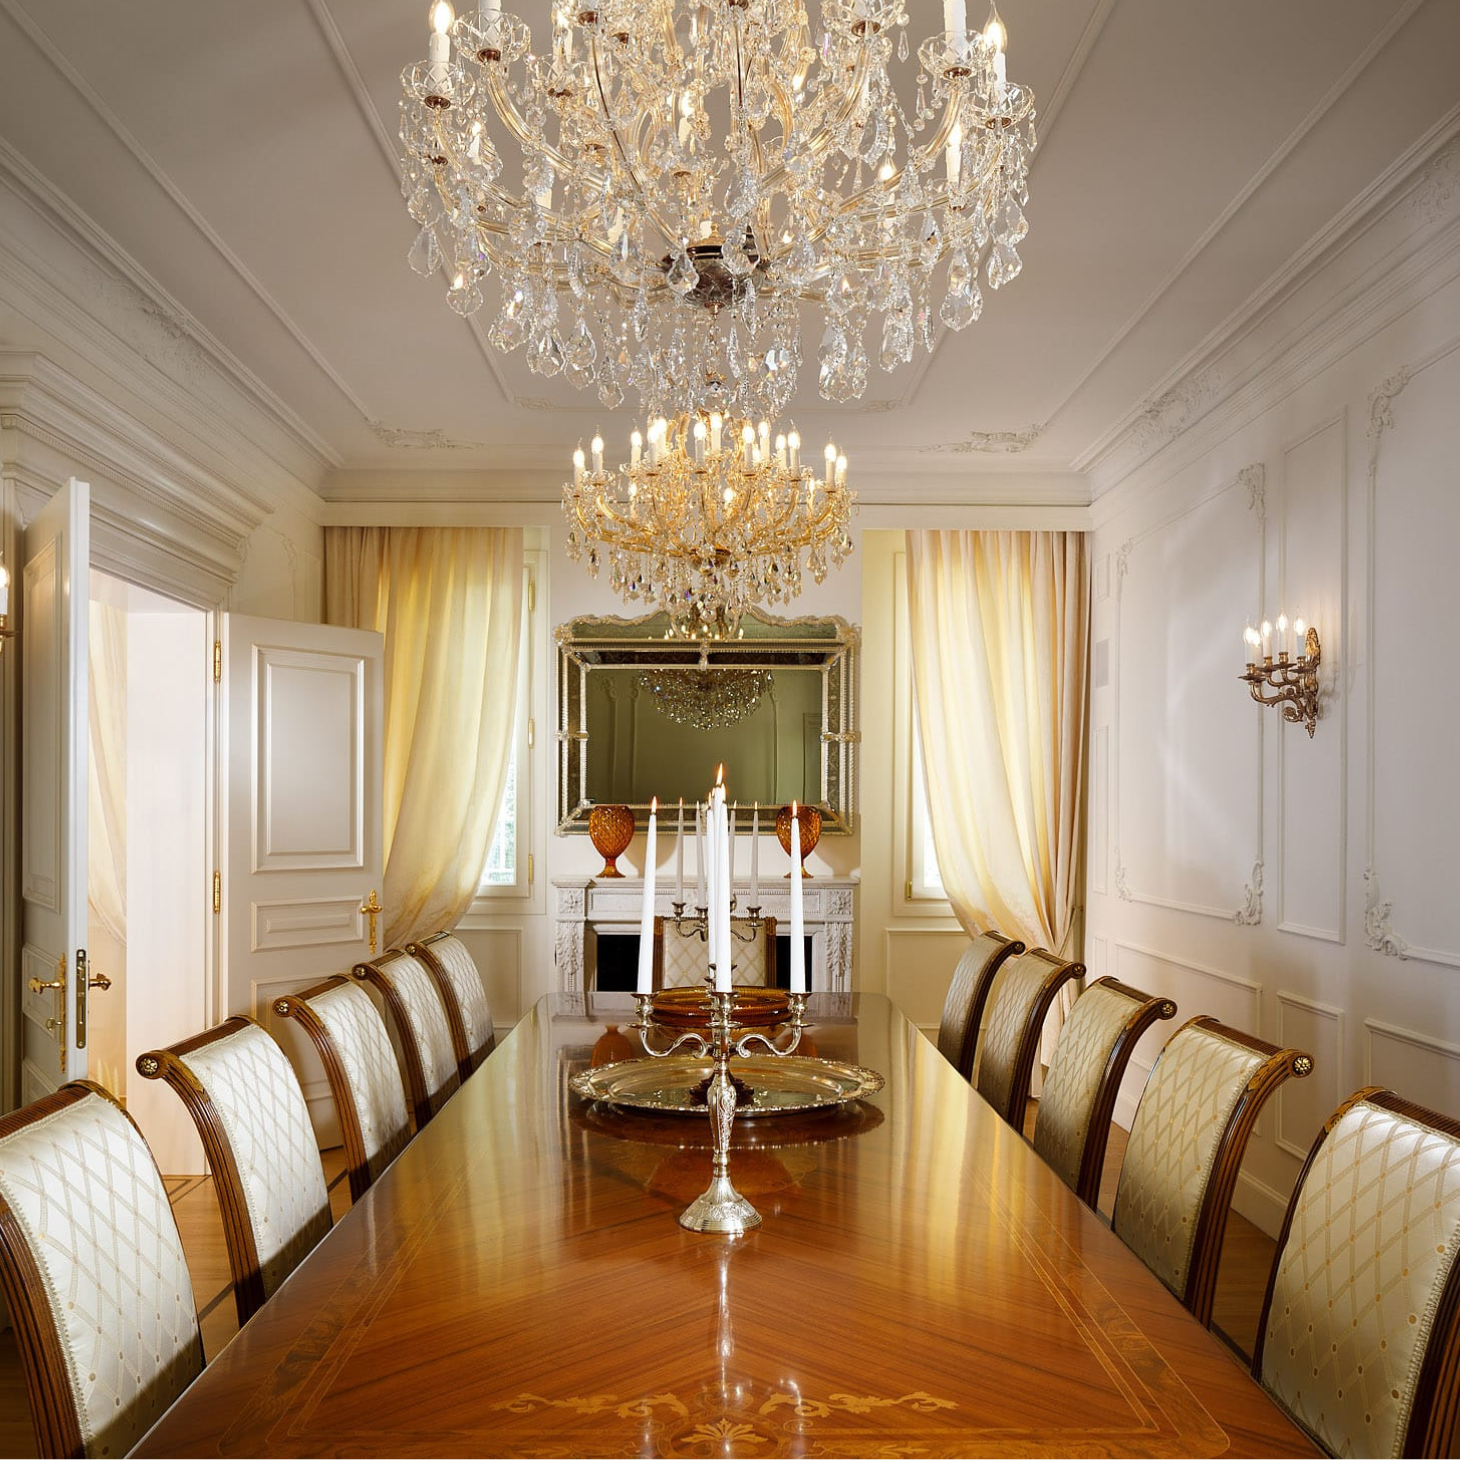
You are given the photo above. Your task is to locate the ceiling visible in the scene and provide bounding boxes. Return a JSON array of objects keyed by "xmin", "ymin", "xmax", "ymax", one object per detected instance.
[{"xmin": 0, "ymin": 0, "xmax": 1456, "ymax": 500}]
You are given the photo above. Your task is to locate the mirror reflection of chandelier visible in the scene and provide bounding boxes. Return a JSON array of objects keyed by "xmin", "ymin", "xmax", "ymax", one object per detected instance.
[
  {"xmin": 563, "ymin": 411, "xmax": 853, "ymax": 640},
  {"xmin": 638, "ymin": 654, "xmax": 774, "ymax": 731},
  {"xmin": 399, "ymin": 0, "xmax": 1035, "ymax": 416}
]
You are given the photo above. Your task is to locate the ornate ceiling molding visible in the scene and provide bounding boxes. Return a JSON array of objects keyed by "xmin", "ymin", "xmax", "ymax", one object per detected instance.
[{"xmin": 918, "ymin": 423, "xmax": 1045, "ymax": 455}]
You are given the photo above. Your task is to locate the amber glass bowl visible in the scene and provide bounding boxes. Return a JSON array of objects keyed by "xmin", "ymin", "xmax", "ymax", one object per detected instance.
[
  {"xmin": 774, "ymin": 803, "xmax": 822, "ymax": 874},
  {"xmin": 587, "ymin": 803, "xmax": 635, "ymax": 878},
  {"xmin": 650, "ymin": 987, "xmax": 792, "ymax": 1030}
]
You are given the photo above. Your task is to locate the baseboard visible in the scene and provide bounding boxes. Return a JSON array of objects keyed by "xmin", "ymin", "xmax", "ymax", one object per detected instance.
[{"xmin": 1233, "ymin": 1168, "xmax": 1290, "ymax": 1241}]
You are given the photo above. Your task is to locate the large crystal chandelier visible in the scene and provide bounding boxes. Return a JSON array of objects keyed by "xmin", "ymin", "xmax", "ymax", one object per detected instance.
[
  {"xmin": 639, "ymin": 656, "xmax": 773, "ymax": 730},
  {"xmin": 563, "ymin": 411, "xmax": 852, "ymax": 638},
  {"xmin": 400, "ymin": 0, "xmax": 1035, "ymax": 416}
]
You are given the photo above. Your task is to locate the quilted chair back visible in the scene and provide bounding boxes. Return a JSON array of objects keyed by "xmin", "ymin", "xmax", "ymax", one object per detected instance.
[
  {"xmin": 1032, "ymin": 978, "xmax": 1177, "ymax": 1207},
  {"xmin": 653, "ymin": 917, "xmax": 778, "ymax": 989},
  {"xmin": 935, "ymin": 930, "xmax": 1025, "ymax": 1082},
  {"xmin": 1113, "ymin": 1016, "xmax": 1312, "ymax": 1327},
  {"xmin": 274, "ymin": 976, "xmax": 410, "ymax": 1203},
  {"xmin": 409, "ymin": 931, "xmax": 496, "ymax": 1080},
  {"xmin": 353, "ymin": 951, "xmax": 461, "ymax": 1130},
  {"xmin": 974, "ymin": 949, "xmax": 1084, "ymax": 1126},
  {"xmin": 0, "ymin": 1082, "xmax": 202, "ymax": 1458},
  {"xmin": 1254, "ymin": 1089, "xmax": 1460, "ymax": 1459},
  {"xmin": 136, "ymin": 1016, "xmax": 332, "ymax": 1325}
]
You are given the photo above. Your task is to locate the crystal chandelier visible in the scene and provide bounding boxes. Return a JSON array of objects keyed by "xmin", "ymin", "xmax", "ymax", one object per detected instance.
[
  {"xmin": 400, "ymin": 0, "xmax": 1035, "ymax": 416},
  {"xmin": 563, "ymin": 411, "xmax": 852, "ymax": 638},
  {"xmin": 639, "ymin": 655, "xmax": 773, "ymax": 730}
]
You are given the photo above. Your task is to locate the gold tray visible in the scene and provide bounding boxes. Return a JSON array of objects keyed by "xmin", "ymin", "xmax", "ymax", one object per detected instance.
[{"xmin": 569, "ymin": 1055, "xmax": 884, "ymax": 1117}]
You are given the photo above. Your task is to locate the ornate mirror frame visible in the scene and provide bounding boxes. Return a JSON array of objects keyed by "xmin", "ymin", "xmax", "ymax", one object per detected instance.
[{"xmin": 556, "ymin": 609, "xmax": 859, "ymax": 834}]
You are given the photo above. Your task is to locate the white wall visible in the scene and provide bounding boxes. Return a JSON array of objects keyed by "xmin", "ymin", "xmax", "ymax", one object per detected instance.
[{"xmin": 1086, "ymin": 135, "xmax": 1460, "ymax": 1235}]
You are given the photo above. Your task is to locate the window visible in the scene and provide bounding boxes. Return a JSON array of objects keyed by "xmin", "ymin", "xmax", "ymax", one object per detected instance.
[
  {"xmin": 477, "ymin": 563, "xmax": 534, "ymax": 899},
  {"xmin": 908, "ymin": 698, "xmax": 946, "ymax": 901}
]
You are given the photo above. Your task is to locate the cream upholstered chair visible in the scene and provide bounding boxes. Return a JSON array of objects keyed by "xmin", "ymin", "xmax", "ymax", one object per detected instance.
[
  {"xmin": 0, "ymin": 1081, "xmax": 203, "ymax": 1458},
  {"xmin": 974, "ymin": 948, "xmax": 1085, "ymax": 1126},
  {"xmin": 352, "ymin": 949, "xmax": 461, "ymax": 1130},
  {"xmin": 935, "ymin": 930, "xmax": 1025, "ymax": 1082},
  {"xmin": 273, "ymin": 976, "xmax": 411, "ymax": 1203},
  {"xmin": 1032, "ymin": 978, "xmax": 1176, "ymax": 1207},
  {"xmin": 653, "ymin": 915, "xmax": 778, "ymax": 988},
  {"xmin": 136, "ymin": 1015, "xmax": 332, "ymax": 1325},
  {"xmin": 1253, "ymin": 1088, "xmax": 1460, "ymax": 1459},
  {"xmin": 1112, "ymin": 1016, "xmax": 1312, "ymax": 1328},
  {"xmin": 408, "ymin": 930, "xmax": 497, "ymax": 1081}
]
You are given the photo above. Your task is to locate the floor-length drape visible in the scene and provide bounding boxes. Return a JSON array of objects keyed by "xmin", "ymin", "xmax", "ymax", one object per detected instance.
[
  {"xmin": 87, "ymin": 599, "xmax": 128, "ymax": 946},
  {"xmin": 325, "ymin": 526, "xmax": 523, "ymax": 947},
  {"xmin": 906, "ymin": 530, "xmax": 1088, "ymax": 981}
]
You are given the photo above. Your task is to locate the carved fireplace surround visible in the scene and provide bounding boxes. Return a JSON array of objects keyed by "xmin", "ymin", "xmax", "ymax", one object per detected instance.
[{"xmin": 552, "ymin": 875, "xmax": 858, "ymax": 996}]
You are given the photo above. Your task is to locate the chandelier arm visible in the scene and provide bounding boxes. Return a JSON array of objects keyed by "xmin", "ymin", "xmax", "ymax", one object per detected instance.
[{"xmin": 479, "ymin": 67, "xmax": 608, "ymax": 200}]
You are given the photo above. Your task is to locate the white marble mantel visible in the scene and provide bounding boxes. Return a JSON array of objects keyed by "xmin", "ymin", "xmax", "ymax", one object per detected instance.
[{"xmin": 552, "ymin": 875, "xmax": 858, "ymax": 994}]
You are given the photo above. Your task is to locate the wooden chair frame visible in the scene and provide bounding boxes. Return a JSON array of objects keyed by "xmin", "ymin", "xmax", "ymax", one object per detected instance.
[
  {"xmin": 981, "ymin": 949, "xmax": 1086, "ymax": 1127},
  {"xmin": 0, "ymin": 1081, "xmax": 203, "ymax": 1459},
  {"xmin": 1121, "ymin": 1015, "xmax": 1312, "ymax": 1328},
  {"xmin": 1252, "ymin": 1086, "xmax": 1460, "ymax": 1458},
  {"xmin": 352, "ymin": 950, "xmax": 461, "ymax": 1130},
  {"xmin": 936, "ymin": 930, "xmax": 1025, "ymax": 1082},
  {"xmin": 1040, "ymin": 977, "xmax": 1177, "ymax": 1208},
  {"xmin": 274, "ymin": 975, "xmax": 400, "ymax": 1203},
  {"xmin": 408, "ymin": 931, "xmax": 496, "ymax": 1082},
  {"xmin": 651, "ymin": 915, "xmax": 779, "ymax": 988},
  {"xmin": 136, "ymin": 1015, "xmax": 329, "ymax": 1327}
]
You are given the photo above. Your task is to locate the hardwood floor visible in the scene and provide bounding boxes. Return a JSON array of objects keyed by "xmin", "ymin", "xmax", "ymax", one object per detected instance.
[{"xmin": 0, "ymin": 1121, "xmax": 1280, "ymax": 1457}]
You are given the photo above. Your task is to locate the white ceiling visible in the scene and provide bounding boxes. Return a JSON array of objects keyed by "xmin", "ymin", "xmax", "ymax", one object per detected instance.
[{"xmin": 0, "ymin": 0, "xmax": 1456, "ymax": 499}]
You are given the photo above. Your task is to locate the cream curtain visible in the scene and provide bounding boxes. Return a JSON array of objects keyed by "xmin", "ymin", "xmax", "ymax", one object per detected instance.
[
  {"xmin": 325, "ymin": 527, "xmax": 524, "ymax": 947},
  {"xmin": 87, "ymin": 599, "xmax": 128, "ymax": 945},
  {"xmin": 906, "ymin": 529, "xmax": 1088, "ymax": 978}
]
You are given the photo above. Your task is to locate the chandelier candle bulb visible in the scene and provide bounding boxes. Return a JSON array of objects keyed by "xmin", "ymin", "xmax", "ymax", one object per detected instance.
[
  {"xmin": 710, "ymin": 413, "xmax": 723, "ymax": 455},
  {"xmin": 427, "ymin": 0, "xmax": 453, "ymax": 83},
  {"xmin": 1277, "ymin": 612, "xmax": 1289, "ymax": 657},
  {"xmin": 788, "ymin": 431, "xmax": 800, "ymax": 474},
  {"xmin": 573, "ymin": 447, "xmax": 585, "ymax": 486},
  {"xmin": 789, "ymin": 801, "xmax": 806, "ymax": 994},
  {"xmin": 631, "ymin": 430, "xmax": 642, "ymax": 467},
  {"xmin": 637, "ymin": 798, "xmax": 657, "ymax": 996},
  {"xmin": 591, "ymin": 434, "xmax": 604, "ymax": 474}
]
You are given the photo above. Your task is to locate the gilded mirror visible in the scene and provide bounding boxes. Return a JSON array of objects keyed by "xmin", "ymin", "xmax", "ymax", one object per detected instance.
[{"xmin": 556, "ymin": 610, "xmax": 859, "ymax": 833}]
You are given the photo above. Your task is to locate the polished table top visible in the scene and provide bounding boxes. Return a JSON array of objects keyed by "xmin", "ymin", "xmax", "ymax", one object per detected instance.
[{"xmin": 136, "ymin": 994, "xmax": 1315, "ymax": 1458}]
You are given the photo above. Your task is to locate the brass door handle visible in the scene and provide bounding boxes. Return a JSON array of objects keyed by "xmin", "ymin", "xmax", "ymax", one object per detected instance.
[
  {"xmin": 28, "ymin": 977, "xmax": 62, "ymax": 994},
  {"xmin": 88, "ymin": 971, "xmax": 112, "ymax": 991},
  {"xmin": 360, "ymin": 889, "xmax": 383, "ymax": 957}
]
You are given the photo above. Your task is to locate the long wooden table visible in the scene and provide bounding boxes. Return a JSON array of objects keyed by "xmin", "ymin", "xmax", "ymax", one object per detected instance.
[{"xmin": 135, "ymin": 994, "xmax": 1315, "ymax": 1457}]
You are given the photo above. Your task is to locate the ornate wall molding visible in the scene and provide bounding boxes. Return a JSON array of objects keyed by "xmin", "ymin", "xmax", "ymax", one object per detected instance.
[
  {"xmin": 1239, "ymin": 463, "xmax": 1265, "ymax": 520},
  {"xmin": 1362, "ymin": 868, "xmax": 1408, "ymax": 960},
  {"xmin": 1126, "ymin": 367, "xmax": 1224, "ymax": 456},
  {"xmin": 366, "ymin": 420, "xmax": 484, "ymax": 451},
  {"xmin": 917, "ymin": 423, "xmax": 1045, "ymax": 455},
  {"xmin": 1409, "ymin": 140, "xmax": 1460, "ymax": 228},
  {"xmin": 1234, "ymin": 860, "xmax": 1264, "ymax": 926}
]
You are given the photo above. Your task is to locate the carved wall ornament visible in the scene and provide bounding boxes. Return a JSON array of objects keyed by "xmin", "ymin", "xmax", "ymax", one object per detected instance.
[
  {"xmin": 1112, "ymin": 854, "xmax": 1132, "ymax": 902},
  {"xmin": 1239, "ymin": 463, "xmax": 1266, "ymax": 520},
  {"xmin": 1409, "ymin": 141, "xmax": 1460, "ymax": 228},
  {"xmin": 1234, "ymin": 860, "xmax": 1264, "ymax": 925},
  {"xmin": 1363, "ymin": 867, "xmax": 1408, "ymax": 960},
  {"xmin": 1366, "ymin": 368, "xmax": 1412, "ymax": 452},
  {"xmin": 366, "ymin": 419, "xmax": 483, "ymax": 450},
  {"xmin": 917, "ymin": 423, "xmax": 1045, "ymax": 455},
  {"xmin": 1128, "ymin": 367, "xmax": 1224, "ymax": 455}
]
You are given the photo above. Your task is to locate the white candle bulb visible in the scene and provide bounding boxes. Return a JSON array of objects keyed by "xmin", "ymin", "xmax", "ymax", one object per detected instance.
[
  {"xmin": 788, "ymin": 430, "xmax": 801, "ymax": 474},
  {"xmin": 1294, "ymin": 618, "xmax": 1306, "ymax": 654},
  {"xmin": 1277, "ymin": 611, "xmax": 1289, "ymax": 653},
  {"xmin": 428, "ymin": 1, "xmax": 455, "ymax": 84},
  {"xmin": 1261, "ymin": 619, "xmax": 1273, "ymax": 647},
  {"xmin": 479, "ymin": 0, "xmax": 500, "ymax": 19},
  {"xmin": 676, "ymin": 797, "xmax": 685, "ymax": 903},
  {"xmin": 836, "ymin": 453, "xmax": 847, "ymax": 486},
  {"xmin": 943, "ymin": 0, "xmax": 967, "ymax": 35},
  {"xmin": 750, "ymin": 801, "xmax": 760, "ymax": 905},
  {"xmin": 636, "ymin": 798, "xmax": 657, "ymax": 995},
  {"xmin": 591, "ymin": 433, "xmax": 604, "ymax": 473},
  {"xmin": 710, "ymin": 413, "xmax": 723, "ymax": 454},
  {"xmin": 788, "ymin": 801, "xmax": 806, "ymax": 994},
  {"xmin": 630, "ymin": 429, "xmax": 642, "ymax": 466},
  {"xmin": 572, "ymin": 446, "xmax": 585, "ymax": 485},
  {"xmin": 983, "ymin": 1, "xmax": 1005, "ymax": 51}
]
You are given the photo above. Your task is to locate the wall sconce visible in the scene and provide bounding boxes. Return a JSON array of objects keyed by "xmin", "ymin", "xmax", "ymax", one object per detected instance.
[
  {"xmin": 1241, "ymin": 613, "xmax": 1320, "ymax": 738},
  {"xmin": 0, "ymin": 562, "xmax": 13, "ymax": 655}
]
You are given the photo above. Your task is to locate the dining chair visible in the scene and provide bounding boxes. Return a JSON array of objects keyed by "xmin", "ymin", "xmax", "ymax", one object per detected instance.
[
  {"xmin": 1112, "ymin": 1016, "xmax": 1312, "ymax": 1328},
  {"xmin": 0, "ymin": 1081, "xmax": 203, "ymax": 1459},
  {"xmin": 653, "ymin": 915, "xmax": 778, "ymax": 988},
  {"xmin": 352, "ymin": 950, "xmax": 461, "ymax": 1130},
  {"xmin": 935, "ymin": 930, "xmax": 1026, "ymax": 1082},
  {"xmin": 975, "ymin": 948, "xmax": 1085, "ymax": 1127},
  {"xmin": 407, "ymin": 930, "xmax": 497, "ymax": 1082},
  {"xmin": 1032, "ymin": 977, "xmax": 1177, "ymax": 1207},
  {"xmin": 1252, "ymin": 1087, "xmax": 1460, "ymax": 1459},
  {"xmin": 135, "ymin": 1015, "xmax": 332, "ymax": 1326},
  {"xmin": 273, "ymin": 976, "xmax": 411, "ymax": 1203}
]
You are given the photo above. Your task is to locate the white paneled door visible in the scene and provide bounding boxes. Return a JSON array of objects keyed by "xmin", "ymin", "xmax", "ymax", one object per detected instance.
[
  {"xmin": 220, "ymin": 615, "xmax": 383, "ymax": 1072},
  {"xmin": 20, "ymin": 479, "xmax": 91, "ymax": 1101}
]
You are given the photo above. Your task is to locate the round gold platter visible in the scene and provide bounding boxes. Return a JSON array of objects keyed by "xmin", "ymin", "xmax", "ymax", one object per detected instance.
[{"xmin": 569, "ymin": 1055, "xmax": 884, "ymax": 1118}]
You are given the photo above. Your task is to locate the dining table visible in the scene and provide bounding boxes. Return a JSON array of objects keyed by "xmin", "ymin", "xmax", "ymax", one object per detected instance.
[{"xmin": 134, "ymin": 992, "xmax": 1316, "ymax": 1458}]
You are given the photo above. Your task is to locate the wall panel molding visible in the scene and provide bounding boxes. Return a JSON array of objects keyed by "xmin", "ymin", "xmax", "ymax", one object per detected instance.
[{"xmin": 1274, "ymin": 991, "xmax": 1343, "ymax": 1161}]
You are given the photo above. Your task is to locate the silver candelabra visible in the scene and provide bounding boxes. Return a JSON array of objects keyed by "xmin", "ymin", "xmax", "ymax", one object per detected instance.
[
  {"xmin": 669, "ymin": 897, "xmax": 764, "ymax": 940},
  {"xmin": 632, "ymin": 985, "xmax": 808, "ymax": 1235}
]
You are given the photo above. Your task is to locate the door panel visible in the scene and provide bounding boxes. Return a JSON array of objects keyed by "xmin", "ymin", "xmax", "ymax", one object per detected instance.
[
  {"xmin": 20, "ymin": 479, "xmax": 89, "ymax": 1095},
  {"xmin": 222, "ymin": 615, "xmax": 383, "ymax": 1141}
]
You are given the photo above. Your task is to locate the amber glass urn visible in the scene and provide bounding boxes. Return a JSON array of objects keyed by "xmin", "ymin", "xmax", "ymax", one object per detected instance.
[
  {"xmin": 774, "ymin": 803, "xmax": 822, "ymax": 876},
  {"xmin": 587, "ymin": 803, "xmax": 636, "ymax": 878}
]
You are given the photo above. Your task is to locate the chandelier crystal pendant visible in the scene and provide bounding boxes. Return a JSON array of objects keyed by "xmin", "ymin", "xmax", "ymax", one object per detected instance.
[
  {"xmin": 563, "ymin": 412, "xmax": 852, "ymax": 639},
  {"xmin": 400, "ymin": 0, "xmax": 1035, "ymax": 415}
]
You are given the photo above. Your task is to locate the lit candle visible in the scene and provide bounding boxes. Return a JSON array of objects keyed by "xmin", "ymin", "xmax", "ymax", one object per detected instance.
[
  {"xmin": 750, "ymin": 801, "xmax": 760, "ymax": 905},
  {"xmin": 675, "ymin": 796, "xmax": 685, "ymax": 904},
  {"xmin": 985, "ymin": 3, "xmax": 1006, "ymax": 93},
  {"xmin": 775, "ymin": 434, "xmax": 787, "ymax": 469},
  {"xmin": 788, "ymin": 430, "xmax": 801, "ymax": 474},
  {"xmin": 824, "ymin": 441, "xmax": 836, "ymax": 488},
  {"xmin": 1277, "ymin": 612, "xmax": 1289, "ymax": 656},
  {"xmin": 836, "ymin": 453, "xmax": 847, "ymax": 487},
  {"xmin": 630, "ymin": 429, "xmax": 642, "ymax": 467},
  {"xmin": 428, "ymin": 0, "xmax": 454, "ymax": 83},
  {"xmin": 572, "ymin": 446, "xmax": 585, "ymax": 486},
  {"xmin": 758, "ymin": 421, "xmax": 770, "ymax": 459},
  {"xmin": 636, "ymin": 798, "xmax": 657, "ymax": 995},
  {"xmin": 943, "ymin": 0, "xmax": 967, "ymax": 34},
  {"xmin": 741, "ymin": 423, "xmax": 755, "ymax": 468},
  {"xmin": 693, "ymin": 418, "xmax": 707, "ymax": 466},
  {"xmin": 788, "ymin": 801, "xmax": 805, "ymax": 994},
  {"xmin": 591, "ymin": 433, "xmax": 604, "ymax": 474},
  {"xmin": 1260, "ymin": 619, "xmax": 1273, "ymax": 655},
  {"xmin": 710, "ymin": 412, "xmax": 723, "ymax": 455},
  {"xmin": 1294, "ymin": 618, "xmax": 1306, "ymax": 658}
]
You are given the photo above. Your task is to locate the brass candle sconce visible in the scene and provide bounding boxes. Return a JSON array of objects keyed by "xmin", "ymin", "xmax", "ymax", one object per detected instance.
[{"xmin": 1241, "ymin": 615, "xmax": 1320, "ymax": 737}]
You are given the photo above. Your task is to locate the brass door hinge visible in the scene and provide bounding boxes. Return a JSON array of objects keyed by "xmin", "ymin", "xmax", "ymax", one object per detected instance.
[
  {"xmin": 212, "ymin": 639, "xmax": 222, "ymax": 683},
  {"xmin": 527, "ymin": 852, "xmax": 535, "ymax": 886},
  {"xmin": 906, "ymin": 880, "xmax": 913, "ymax": 901},
  {"xmin": 527, "ymin": 717, "xmax": 535, "ymax": 750},
  {"xmin": 527, "ymin": 576, "xmax": 536, "ymax": 614},
  {"xmin": 212, "ymin": 871, "xmax": 221, "ymax": 914}
]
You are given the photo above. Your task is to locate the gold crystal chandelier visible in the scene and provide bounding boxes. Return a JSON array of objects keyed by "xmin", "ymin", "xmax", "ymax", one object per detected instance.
[
  {"xmin": 563, "ymin": 411, "xmax": 852, "ymax": 638},
  {"xmin": 400, "ymin": 0, "xmax": 1035, "ymax": 416},
  {"xmin": 639, "ymin": 655, "xmax": 773, "ymax": 729}
]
